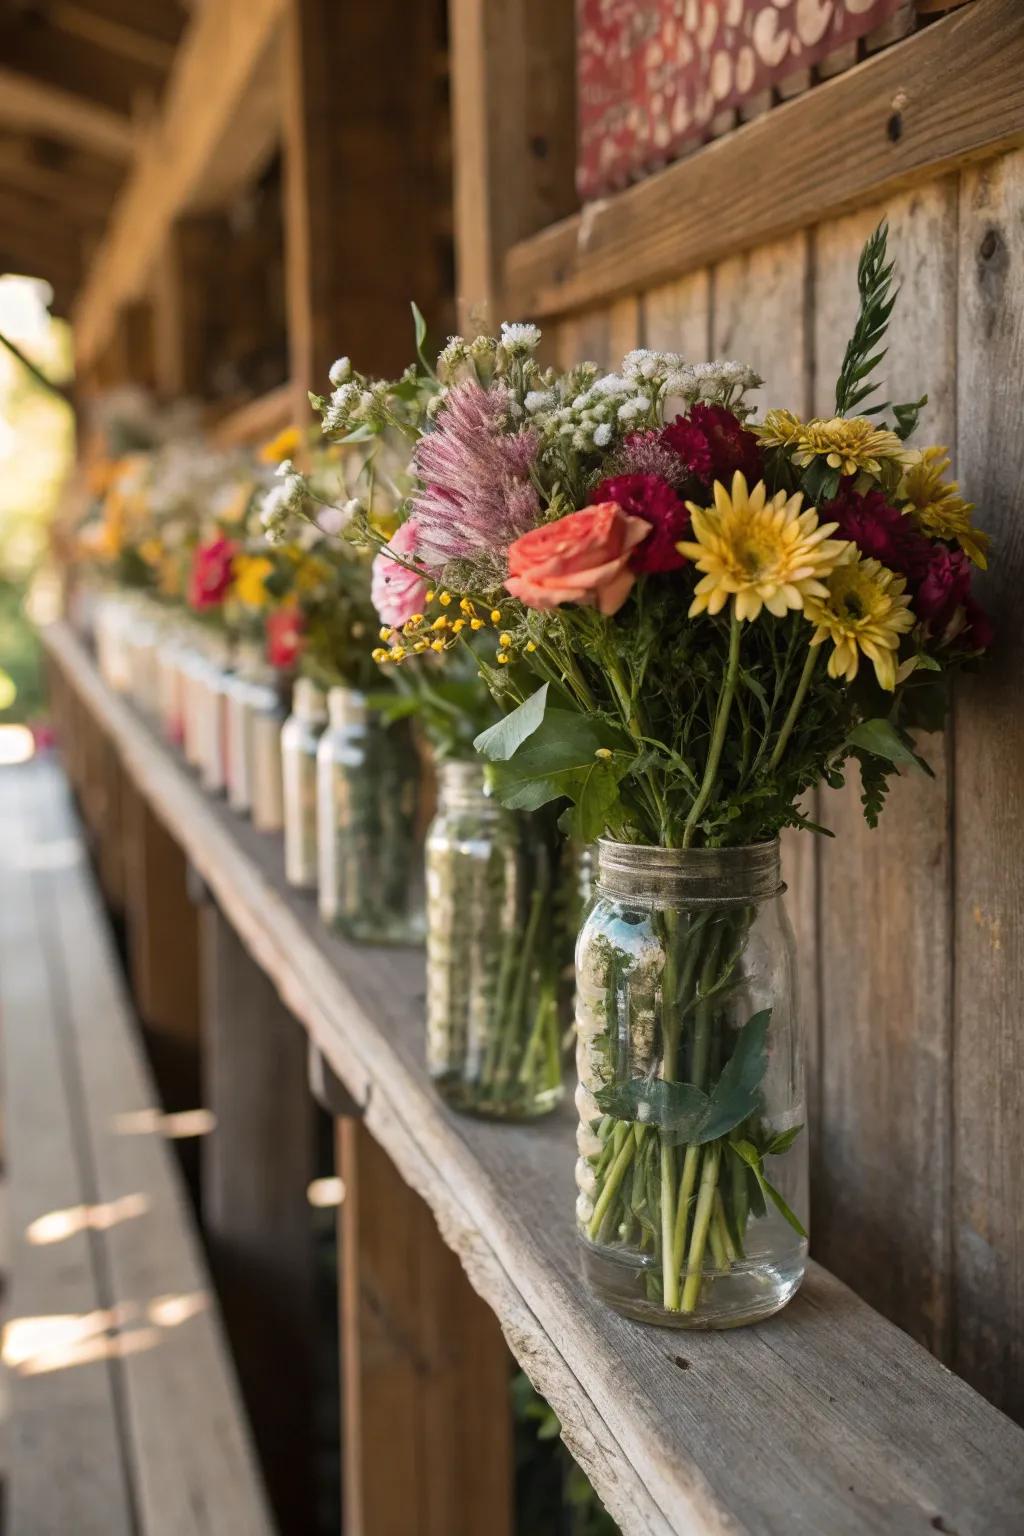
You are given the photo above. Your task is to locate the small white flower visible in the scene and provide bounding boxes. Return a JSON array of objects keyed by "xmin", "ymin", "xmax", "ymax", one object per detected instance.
[
  {"xmin": 524, "ymin": 389, "xmax": 554, "ymax": 413},
  {"xmin": 593, "ymin": 422, "xmax": 612, "ymax": 447},
  {"xmin": 328, "ymin": 356, "xmax": 351, "ymax": 386},
  {"xmin": 274, "ymin": 458, "xmax": 295, "ymax": 478},
  {"xmin": 499, "ymin": 321, "xmax": 542, "ymax": 353}
]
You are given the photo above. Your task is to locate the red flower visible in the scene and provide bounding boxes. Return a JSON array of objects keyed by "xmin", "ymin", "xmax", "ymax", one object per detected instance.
[
  {"xmin": 267, "ymin": 607, "xmax": 304, "ymax": 670},
  {"xmin": 662, "ymin": 404, "xmax": 762, "ymax": 486},
  {"xmin": 589, "ymin": 473, "xmax": 690, "ymax": 573},
  {"xmin": 824, "ymin": 486, "xmax": 931, "ymax": 583},
  {"xmin": 915, "ymin": 547, "xmax": 993, "ymax": 650},
  {"xmin": 188, "ymin": 536, "xmax": 236, "ymax": 611}
]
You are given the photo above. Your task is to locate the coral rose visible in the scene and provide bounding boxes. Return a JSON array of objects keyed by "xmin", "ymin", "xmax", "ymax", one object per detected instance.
[
  {"xmin": 188, "ymin": 535, "xmax": 236, "ymax": 612},
  {"xmin": 505, "ymin": 502, "xmax": 650, "ymax": 616},
  {"xmin": 372, "ymin": 518, "xmax": 428, "ymax": 628}
]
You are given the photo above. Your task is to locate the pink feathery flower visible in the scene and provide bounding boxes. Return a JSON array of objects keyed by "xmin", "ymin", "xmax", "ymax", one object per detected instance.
[{"xmin": 412, "ymin": 379, "xmax": 539, "ymax": 569}]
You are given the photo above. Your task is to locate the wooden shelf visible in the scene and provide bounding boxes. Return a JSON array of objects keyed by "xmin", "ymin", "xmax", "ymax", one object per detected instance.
[
  {"xmin": 42, "ymin": 620, "xmax": 1024, "ymax": 1536},
  {"xmin": 503, "ymin": 0, "xmax": 1024, "ymax": 321}
]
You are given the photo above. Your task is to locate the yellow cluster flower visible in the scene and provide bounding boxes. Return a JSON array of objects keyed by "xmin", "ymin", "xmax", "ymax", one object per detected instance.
[
  {"xmin": 371, "ymin": 590, "xmax": 511, "ymax": 666},
  {"xmin": 232, "ymin": 554, "xmax": 275, "ymax": 608},
  {"xmin": 258, "ymin": 426, "xmax": 302, "ymax": 465},
  {"xmin": 757, "ymin": 410, "xmax": 909, "ymax": 478},
  {"xmin": 804, "ymin": 556, "xmax": 915, "ymax": 691},
  {"xmin": 679, "ymin": 472, "xmax": 852, "ymax": 622},
  {"xmin": 899, "ymin": 447, "xmax": 989, "ymax": 568}
]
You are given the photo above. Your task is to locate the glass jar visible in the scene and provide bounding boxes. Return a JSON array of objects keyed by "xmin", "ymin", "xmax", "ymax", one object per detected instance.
[
  {"xmin": 180, "ymin": 648, "xmax": 206, "ymax": 769},
  {"xmin": 425, "ymin": 762, "xmax": 565, "ymax": 1119},
  {"xmin": 281, "ymin": 678, "xmax": 327, "ymax": 890},
  {"xmin": 316, "ymin": 686, "xmax": 424, "ymax": 944},
  {"xmin": 575, "ymin": 839, "xmax": 806, "ymax": 1330},
  {"xmin": 156, "ymin": 640, "xmax": 187, "ymax": 748},
  {"xmin": 198, "ymin": 642, "xmax": 232, "ymax": 795},
  {"xmin": 224, "ymin": 641, "xmax": 262, "ymax": 815},
  {"xmin": 250, "ymin": 673, "xmax": 287, "ymax": 834}
]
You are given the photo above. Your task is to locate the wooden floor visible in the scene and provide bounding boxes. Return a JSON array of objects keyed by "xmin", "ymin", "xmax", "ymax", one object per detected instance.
[{"xmin": 0, "ymin": 756, "xmax": 273, "ymax": 1536}]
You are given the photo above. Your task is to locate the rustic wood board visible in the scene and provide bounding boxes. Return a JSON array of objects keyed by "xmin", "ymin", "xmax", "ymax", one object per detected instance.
[
  {"xmin": 952, "ymin": 146, "xmax": 1024, "ymax": 1422},
  {"xmin": 504, "ymin": 0, "xmax": 1024, "ymax": 321},
  {"xmin": 43, "ymin": 621, "xmax": 1024, "ymax": 1536},
  {"xmin": 811, "ymin": 184, "xmax": 958, "ymax": 1360},
  {"xmin": 0, "ymin": 763, "xmax": 135, "ymax": 1535},
  {"xmin": 32, "ymin": 756, "xmax": 275, "ymax": 1535}
]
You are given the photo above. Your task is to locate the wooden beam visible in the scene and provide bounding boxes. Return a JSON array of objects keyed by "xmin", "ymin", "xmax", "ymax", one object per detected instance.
[
  {"xmin": 149, "ymin": 217, "xmax": 223, "ymax": 400},
  {"xmin": 73, "ymin": 0, "xmax": 285, "ymax": 368},
  {"xmin": 43, "ymin": 2, "xmax": 179, "ymax": 71},
  {"xmin": 0, "ymin": 64, "xmax": 135, "ymax": 160},
  {"xmin": 503, "ymin": 0, "xmax": 1024, "ymax": 320},
  {"xmin": 208, "ymin": 383, "xmax": 295, "ymax": 450},
  {"xmin": 449, "ymin": 0, "xmax": 577, "ymax": 328},
  {"xmin": 0, "ymin": 137, "xmax": 119, "ymax": 221},
  {"xmin": 0, "ymin": 16, "xmax": 166, "ymax": 118}
]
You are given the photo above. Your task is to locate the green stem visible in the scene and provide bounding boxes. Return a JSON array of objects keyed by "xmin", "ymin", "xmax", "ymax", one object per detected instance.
[
  {"xmin": 587, "ymin": 1126, "xmax": 636, "ymax": 1242},
  {"xmin": 681, "ymin": 1141, "xmax": 722, "ymax": 1313},
  {"xmin": 682, "ymin": 610, "xmax": 742, "ymax": 848},
  {"xmin": 767, "ymin": 644, "xmax": 818, "ymax": 772}
]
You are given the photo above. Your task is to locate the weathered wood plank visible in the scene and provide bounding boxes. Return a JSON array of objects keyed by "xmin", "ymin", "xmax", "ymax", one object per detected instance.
[
  {"xmin": 200, "ymin": 900, "xmax": 318, "ymax": 1531},
  {"xmin": 44, "ymin": 622, "xmax": 1024, "ymax": 1536},
  {"xmin": 338, "ymin": 1119, "xmax": 513, "ymax": 1536},
  {"xmin": 40, "ymin": 759, "xmax": 275, "ymax": 1535},
  {"xmin": 0, "ymin": 763, "xmax": 134, "ymax": 1534},
  {"xmin": 953, "ymin": 146, "xmax": 1024, "ymax": 1420},
  {"xmin": 812, "ymin": 184, "xmax": 958, "ymax": 1358},
  {"xmin": 503, "ymin": 0, "xmax": 1024, "ymax": 321},
  {"xmin": 642, "ymin": 269, "xmax": 711, "ymax": 360}
]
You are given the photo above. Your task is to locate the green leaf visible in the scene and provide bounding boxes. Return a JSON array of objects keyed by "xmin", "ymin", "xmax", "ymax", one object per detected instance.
[
  {"xmin": 474, "ymin": 684, "xmax": 548, "ymax": 762},
  {"xmin": 762, "ymin": 1176, "xmax": 808, "ymax": 1238},
  {"xmin": 730, "ymin": 1139, "xmax": 808, "ymax": 1240},
  {"xmin": 486, "ymin": 709, "xmax": 625, "ymax": 813},
  {"xmin": 571, "ymin": 758, "xmax": 625, "ymax": 844},
  {"xmin": 698, "ymin": 1009, "xmax": 771, "ymax": 1142},
  {"xmin": 766, "ymin": 1124, "xmax": 804, "ymax": 1158},
  {"xmin": 847, "ymin": 718, "xmax": 933, "ymax": 776},
  {"xmin": 411, "ymin": 301, "xmax": 427, "ymax": 351},
  {"xmin": 595, "ymin": 1078, "xmax": 711, "ymax": 1143}
]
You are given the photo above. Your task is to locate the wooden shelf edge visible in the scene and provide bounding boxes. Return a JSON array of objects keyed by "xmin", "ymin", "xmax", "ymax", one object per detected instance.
[
  {"xmin": 503, "ymin": 0, "xmax": 1024, "ymax": 321},
  {"xmin": 41, "ymin": 620, "xmax": 1024, "ymax": 1536}
]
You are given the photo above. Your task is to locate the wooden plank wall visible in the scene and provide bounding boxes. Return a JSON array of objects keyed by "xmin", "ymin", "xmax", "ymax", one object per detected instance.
[{"xmin": 546, "ymin": 146, "xmax": 1024, "ymax": 1423}]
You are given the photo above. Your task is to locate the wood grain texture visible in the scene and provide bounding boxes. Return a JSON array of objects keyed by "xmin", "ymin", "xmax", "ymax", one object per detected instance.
[
  {"xmin": 339, "ymin": 1119, "xmax": 513, "ymax": 1536},
  {"xmin": 642, "ymin": 269, "xmax": 711, "ymax": 359},
  {"xmin": 44, "ymin": 621, "xmax": 1024, "ymax": 1535},
  {"xmin": 953, "ymin": 147, "xmax": 1024, "ymax": 1419},
  {"xmin": 41, "ymin": 763, "xmax": 275, "ymax": 1535},
  {"xmin": 200, "ymin": 901, "xmax": 318, "ymax": 1531},
  {"xmin": 503, "ymin": 0, "xmax": 1024, "ymax": 321},
  {"xmin": 0, "ymin": 764, "xmax": 134, "ymax": 1534},
  {"xmin": 812, "ymin": 184, "xmax": 958, "ymax": 1357}
]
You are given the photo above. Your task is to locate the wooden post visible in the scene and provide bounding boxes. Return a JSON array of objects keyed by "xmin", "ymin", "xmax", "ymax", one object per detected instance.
[
  {"xmin": 337, "ymin": 1118, "xmax": 513, "ymax": 1536},
  {"xmin": 282, "ymin": 0, "xmax": 453, "ymax": 406},
  {"xmin": 120, "ymin": 777, "xmax": 201, "ymax": 1116},
  {"xmin": 448, "ymin": 0, "xmax": 577, "ymax": 328},
  {"xmin": 199, "ymin": 902, "xmax": 319, "ymax": 1534},
  {"xmin": 151, "ymin": 217, "xmax": 225, "ymax": 401}
]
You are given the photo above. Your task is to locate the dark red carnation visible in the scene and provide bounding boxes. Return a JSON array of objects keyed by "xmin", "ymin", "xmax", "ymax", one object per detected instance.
[
  {"xmin": 824, "ymin": 486, "xmax": 932, "ymax": 584},
  {"xmin": 267, "ymin": 606, "xmax": 305, "ymax": 671},
  {"xmin": 188, "ymin": 535, "xmax": 236, "ymax": 612},
  {"xmin": 915, "ymin": 547, "xmax": 992, "ymax": 650},
  {"xmin": 589, "ymin": 473, "xmax": 690, "ymax": 573},
  {"xmin": 662, "ymin": 404, "xmax": 762, "ymax": 487}
]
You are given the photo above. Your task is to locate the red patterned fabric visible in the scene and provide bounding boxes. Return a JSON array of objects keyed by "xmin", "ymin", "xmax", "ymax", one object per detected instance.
[{"xmin": 578, "ymin": 0, "xmax": 906, "ymax": 198}]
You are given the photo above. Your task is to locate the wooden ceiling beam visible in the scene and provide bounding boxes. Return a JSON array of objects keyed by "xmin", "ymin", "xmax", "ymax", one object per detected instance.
[
  {"xmin": 0, "ymin": 65, "xmax": 135, "ymax": 160},
  {"xmin": 74, "ymin": 0, "xmax": 285, "ymax": 367},
  {"xmin": 0, "ymin": 138, "xmax": 119, "ymax": 220},
  {"xmin": 41, "ymin": 3, "xmax": 179, "ymax": 71},
  {"xmin": 0, "ymin": 15, "xmax": 166, "ymax": 119}
]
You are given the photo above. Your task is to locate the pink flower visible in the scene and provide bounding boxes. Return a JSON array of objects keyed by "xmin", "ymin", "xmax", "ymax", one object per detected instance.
[
  {"xmin": 188, "ymin": 536, "xmax": 236, "ymax": 611},
  {"xmin": 916, "ymin": 546, "xmax": 993, "ymax": 650},
  {"xmin": 505, "ymin": 502, "xmax": 650, "ymax": 616},
  {"xmin": 589, "ymin": 473, "xmax": 690, "ymax": 574},
  {"xmin": 267, "ymin": 607, "xmax": 304, "ymax": 670},
  {"xmin": 372, "ymin": 519, "xmax": 428, "ymax": 627},
  {"xmin": 824, "ymin": 486, "xmax": 931, "ymax": 583}
]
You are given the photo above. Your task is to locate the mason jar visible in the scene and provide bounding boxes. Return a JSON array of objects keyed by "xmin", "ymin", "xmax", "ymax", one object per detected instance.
[
  {"xmin": 425, "ymin": 761, "xmax": 565, "ymax": 1119},
  {"xmin": 250, "ymin": 674, "xmax": 287, "ymax": 834},
  {"xmin": 316, "ymin": 686, "xmax": 424, "ymax": 944},
  {"xmin": 281, "ymin": 678, "xmax": 327, "ymax": 890},
  {"xmin": 224, "ymin": 641, "xmax": 262, "ymax": 815},
  {"xmin": 575, "ymin": 839, "xmax": 806, "ymax": 1329},
  {"xmin": 156, "ymin": 640, "xmax": 187, "ymax": 747},
  {"xmin": 198, "ymin": 643, "xmax": 232, "ymax": 795},
  {"xmin": 180, "ymin": 648, "xmax": 207, "ymax": 769}
]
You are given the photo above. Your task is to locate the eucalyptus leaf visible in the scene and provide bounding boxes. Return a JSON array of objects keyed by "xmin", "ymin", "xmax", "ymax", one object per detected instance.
[
  {"xmin": 474, "ymin": 684, "xmax": 548, "ymax": 762},
  {"xmin": 595, "ymin": 1078, "xmax": 710, "ymax": 1143}
]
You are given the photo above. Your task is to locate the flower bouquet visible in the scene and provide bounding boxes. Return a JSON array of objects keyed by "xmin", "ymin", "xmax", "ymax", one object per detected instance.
[{"xmin": 298, "ymin": 228, "xmax": 989, "ymax": 1321}]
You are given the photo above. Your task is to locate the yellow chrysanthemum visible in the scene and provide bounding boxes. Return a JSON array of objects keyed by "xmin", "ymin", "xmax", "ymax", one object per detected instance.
[
  {"xmin": 805, "ymin": 556, "xmax": 914, "ymax": 691},
  {"xmin": 678, "ymin": 472, "xmax": 852, "ymax": 623},
  {"xmin": 757, "ymin": 410, "xmax": 908, "ymax": 478},
  {"xmin": 899, "ymin": 446, "xmax": 988, "ymax": 569},
  {"xmin": 232, "ymin": 554, "xmax": 275, "ymax": 608},
  {"xmin": 258, "ymin": 426, "xmax": 302, "ymax": 465},
  {"xmin": 138, "ymin": 537, "xmax": 163, "ymax": 567}
]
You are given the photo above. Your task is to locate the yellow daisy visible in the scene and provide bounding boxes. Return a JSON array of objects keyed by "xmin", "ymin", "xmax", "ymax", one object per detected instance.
[
  {"xmin": 805, "ymin": 557, "xmax": 914, "ymax": 691},
  {"xmin": 679, "ymin": 472, "xmax": 852, "ymax": 623},
  {"xmin": 899, "ymin": 446, "xmax": 988, "ymax": 569},
  {"xmin": 232, "ymin": 554, "xmax": 275, "ymax": 608},
  {"xmin": 757, "ymin": 410, "xmax": 908, "ymax": 478},
  {"xmin": 258, "ymin": 426, "xmax": 302, "ymax": 465}
]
